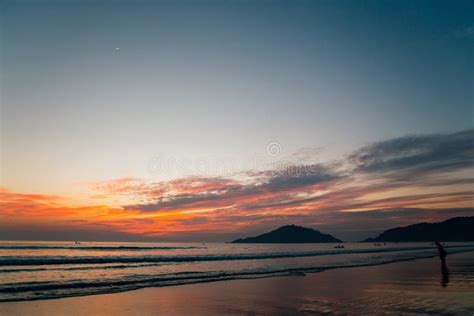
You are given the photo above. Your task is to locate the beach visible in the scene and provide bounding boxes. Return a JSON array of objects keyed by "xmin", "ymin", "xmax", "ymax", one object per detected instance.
[
  {"xmin": 1, "ymin": 251, "xmax": 473, "ymax": 315},
  {"xmin": 2, "ymin": 0, "xmax": 473, "ymax": 314}
]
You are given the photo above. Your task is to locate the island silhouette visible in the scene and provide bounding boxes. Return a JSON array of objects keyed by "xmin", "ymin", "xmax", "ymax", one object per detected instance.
[
  {"xmin": 363, "ymin": 217, "xmax": 474, "ymax": 242},
  {"xmin": 231, "ymin": 225, "xmax": 342, "ymax": 243}
]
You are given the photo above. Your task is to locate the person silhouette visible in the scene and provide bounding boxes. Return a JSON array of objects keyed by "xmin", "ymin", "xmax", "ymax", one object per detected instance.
[{"xmin": 435, "ymin": 242, "xmax": 449, "ymax": 287}]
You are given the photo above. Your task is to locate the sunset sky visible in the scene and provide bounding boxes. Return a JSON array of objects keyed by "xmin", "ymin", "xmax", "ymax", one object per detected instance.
[{"xmin": 1, "ymin": 0, "xmax": 473, "ymax": 241}]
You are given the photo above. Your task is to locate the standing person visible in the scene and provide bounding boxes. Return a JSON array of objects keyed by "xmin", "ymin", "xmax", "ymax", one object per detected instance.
[{"xmin": 435, "ymin": 242, "xmax": 449, "ymax": 287}]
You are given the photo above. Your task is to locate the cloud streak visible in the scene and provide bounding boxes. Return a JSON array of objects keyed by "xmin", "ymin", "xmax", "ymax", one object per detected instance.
[{"xmin": 348, "ymin": 129, "xmax": 474, "ymax": 179}]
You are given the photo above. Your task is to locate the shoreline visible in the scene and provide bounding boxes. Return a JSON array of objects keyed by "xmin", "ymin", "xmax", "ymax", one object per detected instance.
[{"xmin": 1, "ymin": 252, "xmax": 473, "ymax": 315}]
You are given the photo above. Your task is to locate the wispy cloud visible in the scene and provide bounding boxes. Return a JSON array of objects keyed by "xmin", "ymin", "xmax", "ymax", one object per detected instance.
[
  {"xmin": 123, "ymin": 164, "xmax": 342, "ymax": 212},
  {"xmin": 348, "ymin": 129, "xmax": 473, "ymax": 177}
]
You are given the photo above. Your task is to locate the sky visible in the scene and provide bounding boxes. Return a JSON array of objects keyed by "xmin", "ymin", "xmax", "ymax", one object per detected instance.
[{"xmin": 0, "ymin": 0, "xmax": 473, "ymax": 242}]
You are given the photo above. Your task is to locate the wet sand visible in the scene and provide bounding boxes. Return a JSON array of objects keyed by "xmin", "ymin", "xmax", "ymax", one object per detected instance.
[{"xmin": 1, "ymin": 252, "xmax": 473, "ymax": 315}]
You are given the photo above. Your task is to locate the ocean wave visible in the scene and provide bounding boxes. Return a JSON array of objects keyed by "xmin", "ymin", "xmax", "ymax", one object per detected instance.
[
  {"xmin": 1, "ymin": 245, "xmax": 473, "ymax": 266},
  {"xmin": 0, "ymin": 263, "xmax": 163, "ymax": 274},
  {"xmin": 1, "ymin": 248, "xmax": 473, "ymax": 302},
  {"xmin": 0, "ymin": 245, "xmax": 205, "ymax": 251}
]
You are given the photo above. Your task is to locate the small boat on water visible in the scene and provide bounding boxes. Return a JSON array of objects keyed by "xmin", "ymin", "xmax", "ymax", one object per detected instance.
[{"xmin": 334, "ymin": 245, "xmax": 344, "ymax": 249}]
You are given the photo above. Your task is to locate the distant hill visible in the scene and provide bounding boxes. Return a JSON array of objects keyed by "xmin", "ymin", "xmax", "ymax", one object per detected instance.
[
  {"xmin": 231, "ymin": 225, "xmax": 342, "ymax": 243},
  {"xmin": 363, "ymin": 217, "xmax": 474, "ymax": 242}
]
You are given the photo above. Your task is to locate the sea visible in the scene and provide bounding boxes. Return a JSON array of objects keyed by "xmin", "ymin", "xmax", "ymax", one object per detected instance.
[{"xmin": 1, "ymin": 241, "xmax": 474, "ymax": 302}]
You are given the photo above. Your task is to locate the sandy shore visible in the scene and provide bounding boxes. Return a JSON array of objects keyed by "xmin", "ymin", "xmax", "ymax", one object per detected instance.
[{"xmin": 1, "ymin": 252, "xmax": 473, "ymax": 315}]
